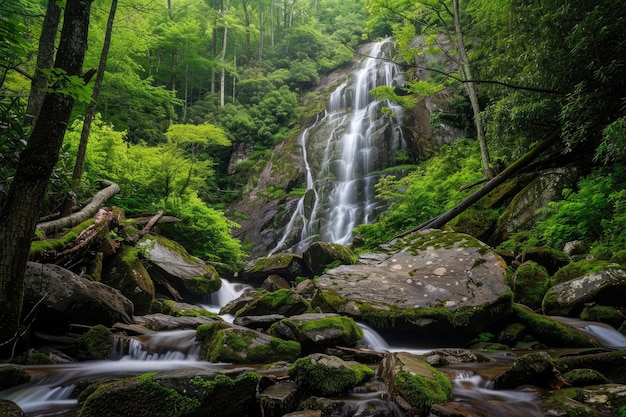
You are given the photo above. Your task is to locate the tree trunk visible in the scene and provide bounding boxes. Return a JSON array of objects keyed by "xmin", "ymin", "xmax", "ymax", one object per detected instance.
[
  {"xmin": 25, "ymin": 0, "xmax": 61, "ymax": 127},
  {"xmin": 60, "ymin": 0, "xmax": 118, "ymax": 217},
  {"xmin": 219, "ymin": 0, "xmax": 231, "ymax": 107},
  {"xmin": 0, "ymin": 0, "xmax": 92, "ymax": 356},
  {"xmin": 394, "ymin": 128, "xmax": 560, "ymax": 240},
  {"xmin": 453, "ymin": 0, "xmax": 491, "ymax": 178}
]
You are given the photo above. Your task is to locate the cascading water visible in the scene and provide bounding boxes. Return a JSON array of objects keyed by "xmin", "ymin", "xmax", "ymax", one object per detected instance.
[{"xmin": 271, "ymin": 39, "xmax": 405, "ymax": 254}]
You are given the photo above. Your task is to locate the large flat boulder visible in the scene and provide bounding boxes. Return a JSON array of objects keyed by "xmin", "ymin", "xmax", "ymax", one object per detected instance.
[{"xmin": 315, "ymin": 230, "xmax": 512, "ymax": 342}]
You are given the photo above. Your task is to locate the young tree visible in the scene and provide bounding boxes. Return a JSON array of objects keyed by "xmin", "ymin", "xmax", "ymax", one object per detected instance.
[{"xmin": 0, "ymin": 0, "xmax": 93, "ymax": 355}]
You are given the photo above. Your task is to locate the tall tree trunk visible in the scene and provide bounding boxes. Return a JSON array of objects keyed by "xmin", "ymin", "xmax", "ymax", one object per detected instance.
[
  {"xmin": 25, "ymin": 0, "xmax": 61, "ymax": 127},
  {"xmin": 0, "ymin": 0, "xmax": 92, "ymax": 357},
  {"xmin": 219, "ymin": 0, "xmax": 231, "ymax": 107},
  {"xmin": 453, "ymin": 0, "xmax": 492, "ymax": 178},
  {"xmin": 60, "ymin": 0, "xmax": 117, "ymax": 217}
]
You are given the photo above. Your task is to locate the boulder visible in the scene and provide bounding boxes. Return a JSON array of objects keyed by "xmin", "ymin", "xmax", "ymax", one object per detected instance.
[
  {"xmin": 544, "ymin": 384, "xmax": 626, "ymax": 417},
  {"xmin": 24, "ymin": 262, "xmax": 133, "ymax": 330},
  {"xmin": 0, "ymin": 400, "xmax": 24, "ymax": 417},
  {"xmin": 230, "ymin": 288, "xmax": 312, "ymax": 317},
  {"xmin": 116, "ymin": 313, "xmax": 220, "ymax": 334},
  {"xmin": 521, "ymin": 246, "xmax": 570, "ymax": 276},
  {"xmin": 268, "ymin": 313, "xmax": 364, "ymax": 353},
  {"xmin": 511, "ymin": 261, "xmax": 550, "ymax": 310},
  {"xmin": 78, "ymin": 367, "xmax": 260, "ymax": 417},
  {"xmin": 0, "ymin": 366, "xmax": 30, "ymax": 390},
  {"xmin": 259, "ymin": 381, "xmax": 303, "ymax": 417},
  {"xmin": 542, "ymin": 268, "xmax": 626, "ymax": 316},
  {"xmin": 287, "ymin": 353, "xmax": 374, "ymax": 396},
  {"xmin": 302, "ymin": 242, "xmax": 356, "ymax": 275},
  {"xmin": 196, "ymin": 321, "xmax": 301, "ymax": 364},
  {"xmin": 492, "ymin": 351, "xmax": 566, "ymax": 390},
  {"xmin": 262, "ymin": 274, "xmax": 291, "ymax": 291},
  {"xmin": 377, "ymin": 351, "xmax": 451, "ymax": 417},
  {"xmin": 101, "ymin": 245, "xmax": 154, "ymax": 315},
  {"xmin": 233, "ymin": 314, "xmax": 286, "ymax": 331},
  {"xmin": 239, "ymin": 253, "xmax": 308, "ymax": 284},
  {"xmin": 315, "ymin": 230, "xmax": 512, "ymax": 343},
  {"xmin": 138, "ymin": 235, "xmax": 221, "ymax": 299}
]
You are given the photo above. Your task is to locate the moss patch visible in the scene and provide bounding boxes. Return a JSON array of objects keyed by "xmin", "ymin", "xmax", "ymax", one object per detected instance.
[
  {"xmin": 552, "ymin": 260, "xmax": 622, "ymax": 285},
  {"xmin": 395, "ymin": 367, "xmax": 451, "ymax": 412},
  {"xmin": 30, "ymin": 218, "xmax": 95, "ymax": 259},
  {"xmin": 79, "ymin": 325, "xmax": 113, "ymax": 360}
]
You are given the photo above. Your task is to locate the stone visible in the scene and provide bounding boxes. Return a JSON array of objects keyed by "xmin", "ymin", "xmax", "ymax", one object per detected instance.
[
  {"xmin": 262, "ymin": 274, "xmax": 291, "ymax": 291},
  {"xmin": 542, "ymin": 268, "xmax": 626, "ymax": 316},
  {"xmin": 259, "ymin": 382, "xmax": 303, "ymax": 417},
  {"xmin": 492, "ymin": 352, "xmax": 565, "ymax": 390},
  {"xmin": 24, "ymin": 262, "xmax": 134, "ymax": 330},
  {"xmin": 239, "ymin": 253, "xmax": 308, "ymax": 284},
  {"xmin": 268, "ymin": 313, "xmax": 364, "ymax": 353},
  {"xmin": 302, "ymin": 242, "xmax": 356, "ymax": 275},
  {"xmin": 0, "ymin": 400, "xmax": 25, "ymax": 417},
  {"xmin": 315, "ymin": 230, "xmax": 512, "ymax": 343}
]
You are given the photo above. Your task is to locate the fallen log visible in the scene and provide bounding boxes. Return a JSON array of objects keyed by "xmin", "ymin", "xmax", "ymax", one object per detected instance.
[
  {"xmin": 393, "ymin": 128, "xmax": 560, "ymax": 240},
  {"xmin": 36, "ymin": 180, "xmax": 120, "ymax": 236},
  {"xmin": 129, "ymin": 210, "xmax": 164, "ymax": 244}
]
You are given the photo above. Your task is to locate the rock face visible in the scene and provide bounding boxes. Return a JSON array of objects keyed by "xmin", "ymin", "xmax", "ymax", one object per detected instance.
[
  {"xmin": 542, "ymin": 268, "xmax": 626, "ymax": 316},
  {"xmin": 315, "ymin": 230, "xmax": 512, "ymax": 342},
  {"xmin": 139, "ymin": 235, "xmax": 221, "ymax": 299},
  {"xmin": 24, "ymin": 262, "xmax": 134, "ymax": 330}
]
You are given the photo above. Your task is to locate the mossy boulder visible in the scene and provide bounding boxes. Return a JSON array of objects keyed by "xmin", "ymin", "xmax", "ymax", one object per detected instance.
[
  {"xmin": 521, "ymin": 246, "xmax": 570, "ymax": 275},
  {"xmin": 102, "ymin": 245, "xmax": 154, "ymax": 315},
  {"xmin": 138, "ymin": 235, "xmax": 221, "ymax": 299},
  {"xmin": 77, "ymin": 368, "xmax": 260, "ymax": 417},
  {"xmin": 0, "ymin": 400, "xmax": 24, "ymax": 417},
  {"xmin": 542, "ymin": 268, "xmax": 626, "ymax": 317},
  {"xmin": 287, "ymin": 353, "xmax": 374, "ymax": 396},
  {"xmin": 79, "ymin": 325, "xmax": 113, "ymax": 360},
  {"xmin": 512, "ymin": 304, "xmax": 599, "ymax": 348},
  {"xmin": 315, "ymin": 230, "xmax": 512, "ymax": 343},
  {"xmin": 579, "ymin": 304, "xmax": 626, "ymax": 328},
  {"xmin": 302, "ymin": 242, "xmax": 356, "ymax": 275},
  {"xmin": 268, "ymin": 313, "xmax": 364, "ymax": 353},
  {"xmin": 492, "ymin": 351, "xmax": 565, "ymax": 390},
  {"xmin": 239, "ymin": 253, "xmax": 308, "ymax": 284},
  {"xmin": 552, "ymin": 260, "xmax": 620, "ymax": 285},
  {"xmin": 512, "ymin": 261, "xmax": 551, "ymax": 310},
  {"xmin": 562, "ymin": 368, "xmax": 611, "ymax": 387},
  {"xmin": 0, "ymin": 365, "xmax": 30, "ymax": 390},
  {"xmin": 543, "ymin": 384, "xmax": 626, "ymax": 417},
  {"xmin": 232, "ymin": 288, "xmax": 312, "ymax": 318},
  {"xmin": 196, "ymin": 321, "xmax": 301, "ymax": 364},
  {"xmin": 150, "ymin": 300, "xmax": 220, "ymax": 319},
  {"xmin": 377, "ymin": 351, "xmax": 451, "ymax": 417},
  {"xmin": 554, "ymin": 350, "xmax": 626, "ymax": 385}
]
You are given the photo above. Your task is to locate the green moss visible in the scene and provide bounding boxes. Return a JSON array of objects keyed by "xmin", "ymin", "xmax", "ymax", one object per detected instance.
[
  {"xmin": 288, "ymin": 355, "xmax": 374, "ymax": 396},
  {"xmin": 152, "ymin": 300, "xmax": 219, "ymax": 318},
  {"xmin": 552, "ymin": 260, "xmax": 622, "ymax": 284},
  {"xmin": 580, "ymin": 305, "xmax": 625, "ymax": 328},
  {"xmin": 513, "ymin": 262, "xmax": 551, "ymax": 309},
  {"xmin": 512, "ymin": 304, "xmax": 599, "ymax": 348},
  {"xmin": 246, "ymin": 337, "xmax": 301, "ymax": 363},
  {"xmin": 0, "ymin": 365, "xmax": 31, "ymax": 390},
  {"xmin": 562, "ymin": 368, "xmax": 611, "ymax": 387},
  {"xmin": 298, "ymin": 316, "xmax": 364, "ymax": 340},
  {"xmin": 393, "ymin": 230, "xmax": 487, "ymax": 255},
  {"xmin": 79, "ymin": 325, "xmax": 113, "ymax": 360},
  {"xmin": 611, "ymin": 250, "xmax": 626, "ymax": 265},
  {"xmin": 140, "ymin": 234, "xmax": 202, "ymax": 265},
  {"xmin": 395, "ymin": 366, "xmax": 451, "ymax": 411},
  {"xmin": 30, "ymin": 218, "xmax": 95, "ymax": 259},
  {"xmin": 189, "ymin": 372, "xmax": 259, "ymax": 394}
]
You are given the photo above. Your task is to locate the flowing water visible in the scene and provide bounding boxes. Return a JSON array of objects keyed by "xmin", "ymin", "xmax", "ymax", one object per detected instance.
[
  {"xmin": 271, "ymin": 39, "xmax": 405, "ymax": 254},
  {"xmin": 2, "ymin": 279, "xmax": 625, "ymax": 416}
]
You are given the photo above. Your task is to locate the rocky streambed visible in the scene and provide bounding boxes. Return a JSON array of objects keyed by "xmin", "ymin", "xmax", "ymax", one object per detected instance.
[{"xmin": 2, "ymin": 228, "xmax": 626, "ymax": 417}]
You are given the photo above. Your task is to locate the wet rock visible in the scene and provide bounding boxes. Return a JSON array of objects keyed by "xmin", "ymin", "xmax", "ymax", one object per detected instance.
[
  {"xmin": 0, "ymin": 400, "xmax": 25, "ymax": 417},
  {"xmin": 288, "ymin": 353, "xmax": 374, "ymax": 396},
  {"xmin": 422, "ymin": 349, "xmax": 492, "ymax": 367},
  {"xmin": 554, "ymin": 350, "xmax": 626, "ymax": 385},
  {"xmin": 138, "ymin": 235, "xmax": 221, "ymax": 299},
  {"xmin": 196, "ymin": 321, "xmax": 301, "ymax": 364},
  {"xmin": 0, "ymin": 366, "xmax": 30, "ymax": 390},
  {"xmin": 232, "ymin": 288, "xmax": 312, "ymax": 317},
  {"xmin": 562, "ymin": 368, "xmax": 611, "ymax": 387},
  {"xmin": 233, "ymin": 314, "xmax": 285, "ymax": 331},
  {"xmin": 262, "ymin": 274, "xmax": 291, "ymax": 291},
  {"xmin": 377, "ymin": 351, "xmax": 451, "ymax": 416},
  {"xmin": 302, "ymin": 242, "xmax": 356, "ymax": 275},
  {"xmin": 115, "ymin": 313, "xmax": 220, "ymax": 334},
  {"xmin": 492, "ymin": 351, "xmax": 565, "ymax": 390},
  {"xmin": 268, "ymin": 313, "xmax": 364, "ymax": 353},
  {"xmin": 24, "ymin": 262, "xmax": 134, "ymax": 330},
  {"xmin": 282, "ymin": 410, "xmax": 322, "ymax": 417},
  {"xmin": 544, "ymin": 384, "xmax": 626, "ymax": 417},
  {"xmin": 239, "ymin": 253, "xmax": 308, "ymax": 285},
  {"xmin": 101, "ymin": 244, "xmax": 154, "ymax": 315},
  {"xmin": 542, "ymin": 268, "xmax": 626, "ymax": 317},
  {"xmin": 78, "ymin": 367, "xmax": 260, "ymax": 417},
  {"xmin": 315, "ymin": 230, "xmax": 512, "ymax": 343},
  {"xmin": 259, "ymin": 381, "xmax": 303, "ymax": 417}
]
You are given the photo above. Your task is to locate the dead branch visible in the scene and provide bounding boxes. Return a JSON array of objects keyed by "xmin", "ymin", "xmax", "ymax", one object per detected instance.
[{"xmin": 129, "ymin": 210, "xmax": 164, "ymax": 245}]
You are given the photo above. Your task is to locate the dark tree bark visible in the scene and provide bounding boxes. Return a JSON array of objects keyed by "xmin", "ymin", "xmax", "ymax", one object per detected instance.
[
  {"xmin": 0, "ymin": 0, "xmax": 93, "ymax": 356},
  {"xmin": 25, "ymin": 0, "xmax": 61, "ymax": 127},
  {"xmin": 60, "ymin": 0, "xmax": 118, "ymax": 217}
]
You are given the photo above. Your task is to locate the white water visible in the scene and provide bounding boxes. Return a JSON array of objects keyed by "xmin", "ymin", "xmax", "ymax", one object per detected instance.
[{"xmin": 271, "ymin": 39, "xmax": 405, "ymax": 254}]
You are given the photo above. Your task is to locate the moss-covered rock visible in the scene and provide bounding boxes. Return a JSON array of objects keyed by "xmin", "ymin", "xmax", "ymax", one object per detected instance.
[
  {"xmin": 554, "ymin": 350, "xmax": 626, "ymax": 385},
  {"xmin": 268, "ymin": 313, "xmax": 364, "ymax": 352},
  {"xmin": 492, "ymin": 351, "xmax": 565, "ymax": 390},
  {"xmin": 150, "ymin": 300, "xmax": 219, "ymax": 319},
  {"xmin": 239, "ymin": 253, "xmax": 308, "ymax": 284},
  {"xmin": 78, "ymin": 325, "xmax": 114, "ymax": 360},
  {"xmin": 377, "ymin": 351, "xmax": 451, "ymax": 417},
  {"xmin": 0, "ymin": 365, "xmax": 31, "ymax": 390},
  {"xmin": 196, "ymin": 322, "xmax": 301, "ymax": 364},
  {"xmin": 102, "ymin": 245, "xmax": 154, "ymax": 315},
  {"xmin": 78, "ymin": 368, "xmax": 260, "ymax": 417},
  {"xmin": 543, "ymin": 384, "xmax": 626, "ymax": 417},
  {"xmin": 10, "ymin": 350, "xmax": 55, "ymax": 365},
  {"xmin": 234, "ymin": 288, "xmax": 312, "ymax": 317},
  {"xmin": 302, "ymin": 242, "xmax": 356, "ymax": 275},
  {"xmin": 521, "ymin": 246, "xmax": 570, "ymax": 276},
  {"xmin": 512, "ymin": 304, "xmax": 600, "ymax": 348},
  {"xmin": 562, "ymin": 368, "xmax": 611, "ymax": 387},
  {"xmin": 579, "ymin": 304, "xmax": 626, "ymax": 328},
  {"xmin": 0, "ymin": 399, "xmax": 24, "ymax": 417},
  {"xmin": 552, "ymin": 260, "xmax": 621, "ymax": 285},
  {"xmin": 288, "ymin": 353, "xmax": 374, "ymax": 396},
  {"xmin": 512, "ymin": 261, "xmax": 551, "ymax": 310}
]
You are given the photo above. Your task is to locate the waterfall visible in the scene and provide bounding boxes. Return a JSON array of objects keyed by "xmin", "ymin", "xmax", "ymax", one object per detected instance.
[{"xmin": 271, "ymin": 39, "xmax": 405, "ymax": 254}]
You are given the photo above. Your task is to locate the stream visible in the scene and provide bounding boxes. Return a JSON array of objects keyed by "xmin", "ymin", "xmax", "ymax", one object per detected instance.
[{"xmin": 2, "ymin": 278, "xmax": 625, "ymax": 417}]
